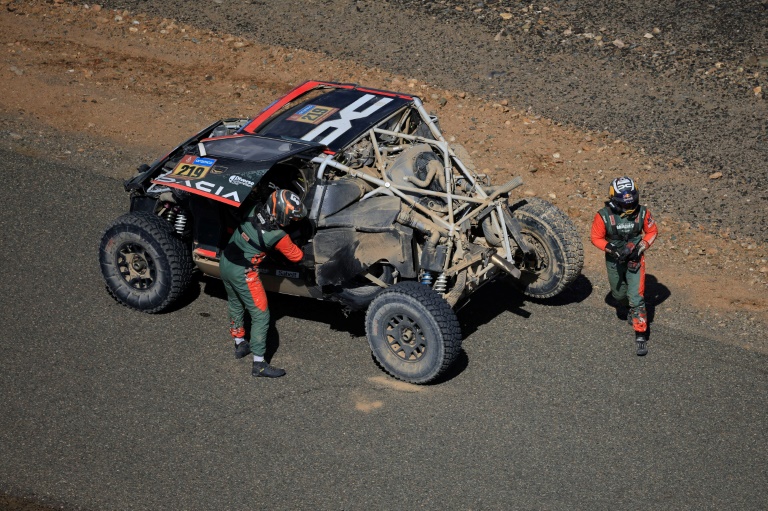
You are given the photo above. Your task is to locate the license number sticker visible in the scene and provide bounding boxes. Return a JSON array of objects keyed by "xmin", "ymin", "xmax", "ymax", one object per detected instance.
[
  {"xmin": 171, "ymin": 155, "xmax": 216, "ymax": 180},
  {"xmin": 287, "ymin": 104, "xmax": 339, "ymax": 124}
]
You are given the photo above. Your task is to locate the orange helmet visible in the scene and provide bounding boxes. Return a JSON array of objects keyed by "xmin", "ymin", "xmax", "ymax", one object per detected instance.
[{"xmin": 266, "ymin": 189, "xmax": 306, "ymax": 227}]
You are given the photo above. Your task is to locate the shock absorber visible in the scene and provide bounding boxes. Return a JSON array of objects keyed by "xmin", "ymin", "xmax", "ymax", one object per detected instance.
[
  {"xmin": 163, "ymin": 202, "xmax": 177, "ymax": 224},
  {"xmin": 174, "ymin": 213, "xmax": 187, "ymax": 234},
  {"xmin": 433, "ymin": 273, "xmax": 448, "ymax": 293},
  {"xmin": 421, "ymin": 271, "xmax": 433, "ymax": 286}
]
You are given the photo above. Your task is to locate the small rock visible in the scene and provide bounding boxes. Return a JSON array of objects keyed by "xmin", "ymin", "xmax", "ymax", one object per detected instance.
[
  {"xmin": 709, "ymin": 172, "xmax": 723, "ymax": 180},
  {"xmin": 500, "ymin": 13, "xmax": 513, "ymax": 20},
  {"xmin": 92, "ymin": 4, "xmax": 102, "ymax": 12},
  {"xmin": 652, "ymin": 27, "xmax": 661, "ymax": 34},
  {"xmin": 643, "ymin": 33, "xmax": 654, "ymax": 39},
  {"xmin": 8, "ymin": 65, "xmax": 23, "ymax": 76},
  {"xmin": 9, "ymin": 133, "xmax": 22, "ymax": 141},
  {"xmin": 524, "ymin": 190, "xmax": 536, "ymax": 197},
  {"xmin": 129, "ymin": 27, "xmax": 139, "ymax": 33},
  {"xmin": 552, "ymin": 152, "xmax": 561, "ymax": 159},
  {"xmin": 548, "ymin": 193, "xmax": 557, "ymax": 200},
  {"xmin": 612, "ymin": 39, "xmax": 626, "ymax": 49}
]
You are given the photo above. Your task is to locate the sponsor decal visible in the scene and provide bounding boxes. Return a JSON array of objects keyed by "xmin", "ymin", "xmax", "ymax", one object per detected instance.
[
  {"xmin": 288, "ymin": 104, "xmax": 339, "ymax": 124},
  {"xmin": 171, "ymin": 154, "xmax": 216, "ymax": 180},
  {"xmin": 194, "ymin": 157, "xmax": 216, "ymax": 166},
  {"xmin": 301, "ymin": 94, "xmax": 393, "ymax": 146},
  {"xmin": 275, "ymin": 269, "xmax": 300, "ymax": 279},
  {"xmin": 153, "ymin": 173, "xmax": 242, "ymax": 203},
  {"xmin": 228, "ymin": 175, "xmax": 255, "ymax": 188},
  {"xmin": 211, "ymin": 165, "xmax": 227, "ymax": 174},
  {"xmin": 646, "ymin": 212, "xmax": 655, "ymax": 227},
  {"xmin": 614, "ymin": 177, "xmax": 634, "ymax": 192}
]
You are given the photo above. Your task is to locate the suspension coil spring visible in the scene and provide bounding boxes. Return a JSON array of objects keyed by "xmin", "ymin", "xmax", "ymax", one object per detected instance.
[
  {"xmin": 174, "ymin": 213, "xmax": 187, "ymax": 234},
  {"xmin": 163, "ymin": 203, "xmax": 177, "ymax": 223},
  {"xmin": 421, "ymin": 271, "xmax": 433, "ymax": 286},
  {"xmin": 433, "ymin": 273, "xmax": 448, "ymax": 293}
]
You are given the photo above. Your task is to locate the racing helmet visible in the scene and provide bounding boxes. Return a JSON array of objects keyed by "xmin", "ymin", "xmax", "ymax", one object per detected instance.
[
  {"xmin": 265, "ymin": 189, "xmax": 306, "ymax": 227},
  {"xmin": 608, "ymin": 176, "xmax": 639, "ymax": 216}
]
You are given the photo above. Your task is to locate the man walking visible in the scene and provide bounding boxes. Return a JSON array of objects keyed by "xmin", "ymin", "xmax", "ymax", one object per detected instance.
[{"xmin": 590, "ymin": 177, "xmax": 658, "ymax": 356}]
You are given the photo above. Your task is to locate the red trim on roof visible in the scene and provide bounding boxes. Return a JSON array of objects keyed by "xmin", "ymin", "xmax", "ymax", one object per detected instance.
[{"xmin": 241, "ymin": 80, "xmax": 414, "ymax": 134}]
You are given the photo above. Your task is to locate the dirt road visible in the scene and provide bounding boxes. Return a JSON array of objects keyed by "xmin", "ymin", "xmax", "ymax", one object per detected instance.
[{"xmin": 0, "ymin": 2, "xmax": 766, "ymax": 507}]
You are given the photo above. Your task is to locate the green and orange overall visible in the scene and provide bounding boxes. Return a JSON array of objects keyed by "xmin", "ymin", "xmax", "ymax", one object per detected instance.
[
  {"xmin": 590, "ymin": 205, "xmax": 658, "ymax": 334},
  {"xmin": 220, "ymin": 211, "xmax": 303, "ymax": 357}
]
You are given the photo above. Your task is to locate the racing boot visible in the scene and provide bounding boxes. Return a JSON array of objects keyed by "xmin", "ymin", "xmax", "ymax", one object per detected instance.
[
  {"xmin": 635, "ymin": 333, "xmax": 648, "ymax": 357},
  {"xmin": 252, "ymin": 361, "xmax": 286, "ymax": 378},
  {"xmin": 234, "ymin": 340, "xmax": 251, "ymax": 359}
]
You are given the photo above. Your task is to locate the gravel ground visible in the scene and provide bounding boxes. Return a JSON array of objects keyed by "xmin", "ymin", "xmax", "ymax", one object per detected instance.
[{"xmin": 94, "ymin": 0, "xmax": 768, "ymax": 243}]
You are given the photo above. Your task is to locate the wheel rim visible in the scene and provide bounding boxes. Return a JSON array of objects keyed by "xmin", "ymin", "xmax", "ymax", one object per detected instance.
[
  {"xmin": 116, "ymin": 242, "xmax": 156, "ymax": 290},
  {"xmin": 385, "ymin": 313, "xmax": 427, "ymax": 362},
  {"xmin": 516, "ymin": 231, "xmax": 553, "ymax": 276}
]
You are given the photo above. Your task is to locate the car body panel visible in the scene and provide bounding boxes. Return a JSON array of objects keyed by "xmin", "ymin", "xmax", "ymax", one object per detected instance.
[
  {"xmin": 242, "ymin": 81, "xmax": 413, "ymax": 152},
  {"xmin": 150, "ymin": 135, "xmax": 324, "ymax": 206}
]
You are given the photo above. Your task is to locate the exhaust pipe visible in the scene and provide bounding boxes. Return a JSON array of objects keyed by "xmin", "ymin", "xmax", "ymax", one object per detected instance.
[{"xmin": 490, "ymin": 252, "xmax": 521, "ymax": 279}]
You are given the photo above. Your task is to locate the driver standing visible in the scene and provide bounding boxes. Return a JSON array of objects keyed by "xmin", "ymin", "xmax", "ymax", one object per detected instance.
[
  {"xmin": 220, "ymin": 189, "xmax": 306, "ymax": 377},
  {"xmin": 590, "ymin": 177, "xmax": 658, "ymax": 356}
]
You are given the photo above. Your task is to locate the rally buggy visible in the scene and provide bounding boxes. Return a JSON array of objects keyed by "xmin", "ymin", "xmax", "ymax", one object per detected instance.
[{"xmin": 99, "ymin": 81, "xmax": 583, "ymax": 383}]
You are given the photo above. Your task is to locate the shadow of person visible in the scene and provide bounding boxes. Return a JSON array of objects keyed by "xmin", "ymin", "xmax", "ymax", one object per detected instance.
[
  {"xmin": 263, "ymin": 321, "xmax": 281, "ymax": 363},
  {"xmin": 644, "ymin": 273, "xmax": 671, "ymax": 323}
]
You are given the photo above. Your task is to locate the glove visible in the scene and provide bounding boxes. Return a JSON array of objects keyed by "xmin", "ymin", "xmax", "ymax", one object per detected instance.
[
  {"xmin": 605, "ymin": 242, "xmax": 631, "ymax": 262},
  {"xmin": 628, "ymin": 240, "xmax": 648, "ymax": 261}
]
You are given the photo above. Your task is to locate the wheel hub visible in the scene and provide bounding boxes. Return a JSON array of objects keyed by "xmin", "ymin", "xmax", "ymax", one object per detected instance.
[
  {"xmin": 386, "ymin": 314, "xmax": 426, "ymax": 362},
  {"xmin": 117, "ymin": 242, "xmax": 156, "ymax": 290}
]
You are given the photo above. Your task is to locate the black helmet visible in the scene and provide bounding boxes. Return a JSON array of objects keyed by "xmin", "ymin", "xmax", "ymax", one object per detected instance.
[
  {"xmin": 265, "ymin": 189, "xmax": 306, "ymax": 227},
  {"xmin": 608, "ymin": 176, "xmax": 639, "ymax": 215}
]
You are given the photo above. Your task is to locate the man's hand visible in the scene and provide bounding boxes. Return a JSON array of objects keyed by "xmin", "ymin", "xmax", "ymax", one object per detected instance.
[
  {"xmin": 605, "ymin": 242, "xmax": 631, "ymax": 262},
  {"xmin": 628, "ymin": 240, "xmax": 648, "ymax": 261}
]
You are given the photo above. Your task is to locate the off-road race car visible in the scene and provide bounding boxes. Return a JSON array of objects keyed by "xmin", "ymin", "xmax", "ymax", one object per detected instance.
[{"xmin": 99, "ymin": 80, "xmax": 584, "ymax": 383}]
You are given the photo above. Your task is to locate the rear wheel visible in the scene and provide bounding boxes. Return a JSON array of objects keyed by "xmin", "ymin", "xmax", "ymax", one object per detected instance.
[
  {"xmin": 509, "ymin": 198, "xmax": 583, "ymax": 298},
  {"xmin": 365, "ymin": 281, "xmax": 461, "ymax": 384},
  {"xmin": 336, "ymin": 262, "xmax": 395, "ymax": 310},
  {"xmin": 99, "ymin": 212, "xmax": 193, "ymax": 313}
]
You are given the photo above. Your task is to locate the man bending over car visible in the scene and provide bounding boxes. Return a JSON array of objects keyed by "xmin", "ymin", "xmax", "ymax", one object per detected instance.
[{"xmin": 220, "ymin": 189, "xmax": 306, "ymax": 377}]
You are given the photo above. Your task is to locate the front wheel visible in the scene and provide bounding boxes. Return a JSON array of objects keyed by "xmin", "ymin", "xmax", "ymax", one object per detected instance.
[
  {"xmin": 509, "ymin": 198, "xmax": 583, "ymax": 299},
  {"xmin": 99, "ymin": 212, "xmax": 193, "ymax": 313},
  {"xmin": 365, "ymin": 281, "xmax": 461, "ymax": 384}
]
